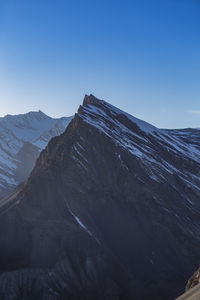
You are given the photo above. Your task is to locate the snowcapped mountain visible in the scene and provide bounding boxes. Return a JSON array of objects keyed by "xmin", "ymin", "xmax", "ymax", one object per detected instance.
[
  {"xmin": 1, "ymin": 95, "xmax": 200, "ymax": 299},
  {"xmin": 0, "ymin": 110, "xmax": 72, "ymax": 197}
]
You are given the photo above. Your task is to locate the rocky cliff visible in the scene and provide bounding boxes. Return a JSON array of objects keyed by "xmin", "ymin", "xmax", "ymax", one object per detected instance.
[
  {"xmin": 1, "ymin": 95, "xmax": 200, "ymax": 299},
  {"xmin": 0, "ymin": 111, "xmax": 72, "ymax": 197}
]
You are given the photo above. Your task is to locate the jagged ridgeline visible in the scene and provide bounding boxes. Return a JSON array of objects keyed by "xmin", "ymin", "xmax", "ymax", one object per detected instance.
[
  {"xmin": 1, "ymin": 95, "xmax": 200, "ymax": 299},
  {"xmin": 0, "ymin": 111, "xmax": 72, "ymax": 198}
]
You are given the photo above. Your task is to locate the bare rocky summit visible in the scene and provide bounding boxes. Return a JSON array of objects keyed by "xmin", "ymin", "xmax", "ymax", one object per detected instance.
[{"xmin": 1, "ymin": 95, "xmax": 200, "ymax": 299}]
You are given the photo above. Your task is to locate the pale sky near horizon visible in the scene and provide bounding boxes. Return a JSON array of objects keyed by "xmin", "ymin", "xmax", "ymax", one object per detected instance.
[{"xmin": 0, "ymin": 0, "xmax": 199, "ymax": 128}]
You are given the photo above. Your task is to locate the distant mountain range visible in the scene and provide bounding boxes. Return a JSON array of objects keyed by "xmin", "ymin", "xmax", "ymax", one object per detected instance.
[
  {"xmin": 0, "ymin": 95, "xmax": 200, "ymax": 299},
  {"xmin": 0, "ymin": 110, "xmax": 72, "ymax": 197}
]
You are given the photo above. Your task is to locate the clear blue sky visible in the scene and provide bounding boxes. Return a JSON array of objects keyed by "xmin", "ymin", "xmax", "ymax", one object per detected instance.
[{"xmin": 0, "ymin": 0, "xmax": 199, "ymax": 128}]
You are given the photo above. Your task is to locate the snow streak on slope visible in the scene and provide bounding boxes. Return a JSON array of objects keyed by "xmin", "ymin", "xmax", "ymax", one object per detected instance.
[
  {"xmin": 1, "ymin": 95, "xmax": 200, "ymax": 299},
  {"xmin": 0, "ymin": 110, "xmax": 73, "ymax": 196},
  {"xmin": 79, "ymin": 95, "xmax": 200, "ymax": 191}
]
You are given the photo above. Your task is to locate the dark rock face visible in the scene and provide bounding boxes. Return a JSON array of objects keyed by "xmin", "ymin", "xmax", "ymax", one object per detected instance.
[
  {"xmin": 15, "ymin": 142, "xmax": 40, "ymax": 183},
  {"xmin": 0, "ymin": 111, "xmax": 72, "ymax": 198},
  {"xmin": 1, "ymin": 95, "xmax": 200, "ymax": 299},
  {"xmin": 186, "ymin": 268, "xmax": 200, "ymax": 291}
]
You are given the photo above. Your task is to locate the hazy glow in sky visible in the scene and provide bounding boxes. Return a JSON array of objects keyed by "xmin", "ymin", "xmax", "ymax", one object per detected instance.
[{"xmin": 0, "ymin": 0, "xmax": 199, "ymax": 128}]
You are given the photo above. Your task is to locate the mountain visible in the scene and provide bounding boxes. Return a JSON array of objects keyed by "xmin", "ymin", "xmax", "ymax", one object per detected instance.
[
  {"xmin": 1, "ymin": 95, "xmax": 200, "ymax": 299},
  {"xmin": 0, "ymin": 110, "xmax": 72, "ymax": 197}
]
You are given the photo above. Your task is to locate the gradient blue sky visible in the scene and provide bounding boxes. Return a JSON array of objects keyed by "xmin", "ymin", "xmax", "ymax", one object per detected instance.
[{"xmin": 0, "ymin": 0, "xmax": 199, "ymax": 128}]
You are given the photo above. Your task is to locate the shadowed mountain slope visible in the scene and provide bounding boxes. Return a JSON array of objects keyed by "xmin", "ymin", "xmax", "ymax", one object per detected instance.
[
  {"xmin": 1, "ymin": 95, "xmax": 200, "ymax": 299},
  {"xmin": 0, "ymin": 111, "xmax": 72, "ymax": 197}
]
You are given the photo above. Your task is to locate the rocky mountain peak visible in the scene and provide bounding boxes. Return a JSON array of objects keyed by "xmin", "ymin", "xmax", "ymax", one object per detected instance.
[
  {"xmin": 1, "ymin": 95, "xmax": 200, "ymax": 299},
  {"xmin": 0, "ymin": 110, "xmax": 73, "ymax": 198},
  {"xmin": 26, "ymin": 110, "xmax": 49, "ymax": 120},
  {"xmin": 82, "ymin": 94, "xmax": 104, "ymax": 107}
]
